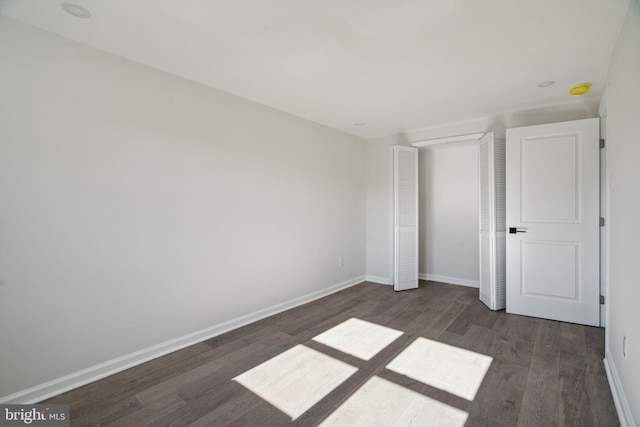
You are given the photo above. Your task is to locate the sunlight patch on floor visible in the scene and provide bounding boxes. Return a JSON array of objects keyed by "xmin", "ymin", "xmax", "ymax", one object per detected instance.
[
  {"xmin": 386, "ymin": 337, "xmax": 492, "ymax": 401},
  {"xmin": 233, "ymin": 344, "xmax": 357, "ymax": 420},
  {"xmin": 319, "ymin": 375, "xmax": 468, "ymax": 427},
  {"xmin": 312, "ymin": 318, "xmax": 404, "ymax": 360}
]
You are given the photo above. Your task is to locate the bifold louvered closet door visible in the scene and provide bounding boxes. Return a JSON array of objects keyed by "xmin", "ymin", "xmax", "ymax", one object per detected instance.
[
  {"xmin": 391, "ymin": 145, "xmax": 419, "ymax": 291},
  {"xmin": 478, "ymin": 133, "xmax": 506, "ymax": 310}
]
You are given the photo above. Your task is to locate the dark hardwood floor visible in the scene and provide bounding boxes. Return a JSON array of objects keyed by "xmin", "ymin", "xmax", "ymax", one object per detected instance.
[{"xmin": 45, "ymin": 281, "xmax": 619, "ymax": 426}]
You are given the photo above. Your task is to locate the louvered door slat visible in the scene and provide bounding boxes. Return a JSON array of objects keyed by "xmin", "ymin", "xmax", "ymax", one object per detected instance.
[{"xmin": 391, "ymin": 146, "xmax": 418, "ymax": 291}]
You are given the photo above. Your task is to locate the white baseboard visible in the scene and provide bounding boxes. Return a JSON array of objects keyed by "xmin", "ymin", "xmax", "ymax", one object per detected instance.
[
  {"xmin": 419, "ymin": 273, "xmax": 479, "ymax": 288},
  {"xmin": 0, "ymin": 275, "xmax": 366, "ymax": 405},
  {"xmin": 365, "ymin": 275, "xmax": 390, "ymax": 285},
  {"xmin": 604, "ymin": 350, "xmax": 636, "ymax": 427}
]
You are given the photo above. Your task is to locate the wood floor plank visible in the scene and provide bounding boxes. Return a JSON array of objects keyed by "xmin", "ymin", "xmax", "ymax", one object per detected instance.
[
  {"xmin": 518, "ymin": 353, "xmax": 561, "ymax": 427},
  {"xmin": 458, "ymin": 324, "xmax": 497, "ymax": 356},
  {"xmin": 584, "ymin": 326, "xmax": 607, "ymax": 377},
  {"xmin": 281, "ymin": 299, "xmax": 386, "ymax": 346},
  {"xmin": 185, "ymin": 395, "xmax": 263, "ymax": 427},
  {"xmin": 45, "ymin": 342, "xmax": 213, "ymax": 413},
  {"xmin": 560, "ymin": 321, "xmax": 588, "ymax": 354},
  {"xmin": 40, "ymin": 281, "xmax": 618, "ymax": 426},
  {"xmin": 445, "ymin": 299, "xmax": 501, "ymax": 335},
  {"xmin": 64, "ymin": 337, "xmax": 253, "ymax": 420},
  {"xmin": 225, "ymin": 398, "xmax": 290, "ymax": 427},
  {"xmin": 62, "ymin": 333, "xmax": 270, "ymax": 420},
  {"xmin": 419, "ymin": 299, "xmax": 469, "ymax": 339},
  {"xmin": 491, "ymin": 313, "xmax": 538, "ymax": 367},
  {"xmin": 467, "ymin": 358, "xmax": 529, "ymax": 427},
  {"xmin": 155, "ymin": 332, "xmax": 294, "ymax": 404},
  {"xmin": 532, "ymin": 318, "xmax": 562, "ymax": 356},
  {"xmin": 278, "ymin": 298, "xmax": 366, "ymax": 336},
  {"xmin": 105, "ymin": 393, "xmax": 186, "ymax": 427},
  {"xmin": 73, "ymin": 396, "xmax": 142, "ymax": 427},
  {"xmin": 151, "ymin": 381, "xmax": 263, "ymax": 427},
  {"xmin": 558, "ymin": 354, "xmax": 593, "ymax": 427},
  {"xmin": 585, "ymin": 372, "xmax": 620, "ymax": 426}
]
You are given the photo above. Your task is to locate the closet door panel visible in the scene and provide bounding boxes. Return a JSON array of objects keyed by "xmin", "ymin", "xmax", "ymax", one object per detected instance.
[
  {"xmin": 478, "ymin": 133, "xmax": 506, "ymax": 310},
  {"xmin": 392, "ymin": 146, "xmax": 418, "ymax": 291},
  {"xmin": 479, "ymin": 137, "xmax": 495, "ymax": 308}
]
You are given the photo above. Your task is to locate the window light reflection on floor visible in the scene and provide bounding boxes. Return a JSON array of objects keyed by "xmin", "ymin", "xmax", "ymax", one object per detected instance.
[
  {"xmin": 234, "ymin": 320, "xmax": 490, "ymax": 422},
  {"xmin": 386, "ymin": 337, "xmax": 493, "ymax": 401},
  {"xmin": 233, "ymin": 344, "xmax": 357, "ymax": 420},
  {"xmin": 312, "ymin": 317, "xmax": 404, "ymax": 360},
  {"xmin": 319, "ymin": 375, "xmax": 468, "ymax": 427}
]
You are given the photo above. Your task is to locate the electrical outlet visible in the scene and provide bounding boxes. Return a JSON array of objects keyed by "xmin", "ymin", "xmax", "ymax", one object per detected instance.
[
  {"xmin": 339, "ymin": 256, "xmax": 344, "ymax": 267},
  {"xmin": 623, "ymin": 335, "xmax": 628, "ymax": 360}
]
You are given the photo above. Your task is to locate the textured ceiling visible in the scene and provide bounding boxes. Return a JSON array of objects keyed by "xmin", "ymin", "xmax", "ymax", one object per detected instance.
[{"xmin": 0, "ymin": 0, "xmax": 630, "ymax": 138}]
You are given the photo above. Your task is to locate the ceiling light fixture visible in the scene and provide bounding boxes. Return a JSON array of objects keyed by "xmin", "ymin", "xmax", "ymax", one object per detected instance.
[
  {"xmin": 354, "ymin": 122, "xmax": 365, "ymax": 127},
  {"xmin": 61, "ymin": 2, "xmax": 91, "ymax": 18},
  {"xmin": 569, "ymin": 83, "xmax": 591, "ymax": 96},
  {"xmin": 537, "ymin": 81, "xmax": 556, "ymax": 87}
]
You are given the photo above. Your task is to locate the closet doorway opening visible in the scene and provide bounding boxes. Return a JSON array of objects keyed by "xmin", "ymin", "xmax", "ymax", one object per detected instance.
[
  {"xmin": 419, "ymin": 138, "xmax": 480, "ymax": 286},
  {"xmin": 406, "ymin": 132, "xmax": 505, "ymax": 310}
]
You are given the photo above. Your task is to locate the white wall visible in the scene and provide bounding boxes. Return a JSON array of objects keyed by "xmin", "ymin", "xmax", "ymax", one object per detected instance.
[
  {"xmin": 602, "ymin": 1, "xmax": 640, "ymax": 424},
  {"xmin": 419, "ymin": 145, "xmax": 479, "ymax": 285},
  {"xmin": 365, "ymin": 105, "xmax": 597, "ymax": 284},
  {"xmin": 0, "ymin": 17, "xmax": 366, "ymax": 401},
  {"xmin": 364, "ymin": 135, "xmax": 404, "ymax": 283}
]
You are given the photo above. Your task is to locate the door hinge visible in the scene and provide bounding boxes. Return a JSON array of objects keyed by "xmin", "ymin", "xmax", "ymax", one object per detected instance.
[
  {"xmin": 600, "ymin": 295, "xmax": 605, "ymax": 304},
  {"xmin": 600, "ymin": 217, "xmax": 605, "ymax": 227},
  {"xmin": 600, "ymin": 139, "xmax": 605, "ymax": 149}
]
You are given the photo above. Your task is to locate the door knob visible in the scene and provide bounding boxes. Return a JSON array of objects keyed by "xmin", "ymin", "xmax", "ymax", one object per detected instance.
[{"xmin": 509, "ymin": 227, "xmax": 527, "ymax": 234}]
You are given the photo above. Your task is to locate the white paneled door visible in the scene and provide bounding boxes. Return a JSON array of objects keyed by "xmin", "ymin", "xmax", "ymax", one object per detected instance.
[
  {"xmin": 391, "ymin": 145, "xmax": 418, "ymax": 291},
  {"xmin": 506, "ymin": 118, "xmax": 600, "ymax": 326}
]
